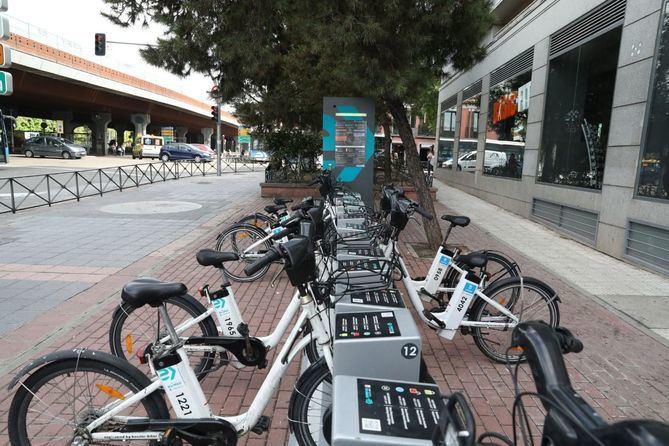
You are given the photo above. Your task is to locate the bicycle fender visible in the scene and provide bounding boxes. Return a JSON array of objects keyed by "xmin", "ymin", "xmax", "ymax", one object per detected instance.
[{"xmin": 7, "ymin": 348, "xmax": 154, "ymax": 392}]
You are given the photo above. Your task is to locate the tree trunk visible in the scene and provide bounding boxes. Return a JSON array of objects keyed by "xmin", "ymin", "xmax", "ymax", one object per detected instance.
[
  {"xmin": 380, "ymin": 113, "xmax": 392, "ymax": 182},
  {"xmin": 386, "ymin": 98, "xmax": 442, "ymax": 250}
]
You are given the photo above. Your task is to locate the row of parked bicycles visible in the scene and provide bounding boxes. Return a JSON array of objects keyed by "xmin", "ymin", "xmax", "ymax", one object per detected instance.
[{"xmin": 6, "ymin": 171, "xmax": 669, "ymax": 445}]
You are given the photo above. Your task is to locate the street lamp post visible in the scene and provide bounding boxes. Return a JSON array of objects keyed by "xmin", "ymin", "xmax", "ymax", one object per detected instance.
[{"xmin": 216, "ymin": 101, "xmax": 222, "ymax": 176}]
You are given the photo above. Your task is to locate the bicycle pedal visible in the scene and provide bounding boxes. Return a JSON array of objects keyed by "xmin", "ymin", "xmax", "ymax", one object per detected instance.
[
  {"xmin": 251, "ymin": 415, "xmax": 271, "ymax": 434},
  {"xmin": 422, "ymin": 309, "xmax": 446, "ymax": 329}
]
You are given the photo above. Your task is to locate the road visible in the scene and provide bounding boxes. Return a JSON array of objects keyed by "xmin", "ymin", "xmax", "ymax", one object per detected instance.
[{"xmin": 0, "ymin": 171, "xmax": 263, "ymax": 335}]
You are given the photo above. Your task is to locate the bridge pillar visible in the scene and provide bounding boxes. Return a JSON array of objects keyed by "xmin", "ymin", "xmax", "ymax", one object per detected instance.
[
  {"xmin": 175, "ymin": 126, "xmax": 188, "ymax": 142},
  {"xmin": 130, "ymin": 114, "xmax": 151, "ymax": 137},
  {"xmin": 201, "ymin": 128, "xmax": 214, "ymax": 147},
  {"xmin": 92, "ymin": 112, "xmax": 112, "ymax": 156},
  {"xmin": 53, "ymin": 111, "xmax": 75, "ymax": 139}
]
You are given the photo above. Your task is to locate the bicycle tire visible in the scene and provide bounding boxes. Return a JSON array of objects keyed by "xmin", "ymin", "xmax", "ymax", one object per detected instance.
[
  {"xmin": 236, "ymin": 212, "xmax": 274, "ymax": 228},
  {"xmin": 288, "ymin": 358, "xmax": 332, "ymax": 446},
  {"xmin": 470, "ymin": 276, "xmax": 560, "ymax": 363},
  {"xmin": 215, "ymin": 223, "xmax": 273, "ymax": 282},
  {"xmin": 8, "ymin": 357, "xmax": 170, "ymax": 446},
  {"xmin": 109, "ymin": 294, "xmax": 218, "ymax": 379}
]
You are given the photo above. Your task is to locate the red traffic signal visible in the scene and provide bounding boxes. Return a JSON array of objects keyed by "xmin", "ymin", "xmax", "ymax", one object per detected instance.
[
  {"xmin": 210, "ymin": 105, "xmax": 219, "ymax": 122},
  {"xmin": 95, "ymin": 33, "xmax": 106, "ymax": 56}
]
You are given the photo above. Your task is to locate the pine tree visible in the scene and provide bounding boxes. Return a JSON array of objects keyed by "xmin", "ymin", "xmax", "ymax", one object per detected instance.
[{"xmin": 103, "ymin": 0, "xmax": 492, "ymax": 247}]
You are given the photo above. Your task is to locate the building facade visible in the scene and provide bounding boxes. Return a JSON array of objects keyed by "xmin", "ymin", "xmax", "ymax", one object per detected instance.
[{"xmin": 436, "ymin": 0, "xmax": 669, "ymax": 274}]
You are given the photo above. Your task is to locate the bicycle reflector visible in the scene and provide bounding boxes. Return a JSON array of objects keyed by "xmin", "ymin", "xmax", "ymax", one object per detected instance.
[
  {"xmin": 96, "ymin": 384, "xmax": 125, "ymax": 400},
  {"xmin": 125, "ymin": 334, "xmax": 133, "ymax": 354}
]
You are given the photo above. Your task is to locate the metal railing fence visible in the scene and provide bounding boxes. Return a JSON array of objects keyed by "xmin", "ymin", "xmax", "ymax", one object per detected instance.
[{"xmin": 0, "ymin": 158, "xmax": 266, "ymax": 215}]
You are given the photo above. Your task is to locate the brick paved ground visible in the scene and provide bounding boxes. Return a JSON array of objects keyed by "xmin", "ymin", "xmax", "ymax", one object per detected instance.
[{"xmin": 1, "ymin": 190, "xmax": 668, "ymax": 444}]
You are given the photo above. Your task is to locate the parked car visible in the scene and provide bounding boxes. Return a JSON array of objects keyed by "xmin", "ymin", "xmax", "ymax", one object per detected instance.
[
  {"xmin": 191, "ymin": 143, "xmax": 216, "ymax": 159},
  {"xmin": 159, "ymin": 143, "xmax": 212, "ymax": 162},
  {"xmin": 444, "ymin": 150, "xmax": 507, "ymax": 171},
  {"xmin": 248, "ymin": 149, "xmax": 269, "ymax": 161},
  {"xmin": 132, "ymin": 135, "xmax": 164, "ymax": 159},
  {"xmin": 23, "ymin": 136, "xmax": 87, "ymax": 159}
]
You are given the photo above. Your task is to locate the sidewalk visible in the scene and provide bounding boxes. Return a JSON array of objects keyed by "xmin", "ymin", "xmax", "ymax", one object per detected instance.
[
  {"xmin": 0, "ymin": 179, "xmax": 668, "ymax": 444},
  {"xmin": 434, "ymin": 178, "xmax": 669, "ymax": 343}
]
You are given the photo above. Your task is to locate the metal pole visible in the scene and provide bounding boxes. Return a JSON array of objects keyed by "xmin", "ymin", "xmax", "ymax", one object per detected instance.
[{"xmin": 216, "ymin": 101, "xmax": 222, "ymax": 176}]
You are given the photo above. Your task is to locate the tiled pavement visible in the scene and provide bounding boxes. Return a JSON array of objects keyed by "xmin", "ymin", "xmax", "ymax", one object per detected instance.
[
  {"xmin": 434, "ymin": 177, "xmax": 669, "ymax": 344},
  {"xmin": 1, "ymin": 181, "xmax": 668, "ymax": 444},
  {"xmin": 0, "ymin": 172, "xmax": 264, "ymax": 336}
]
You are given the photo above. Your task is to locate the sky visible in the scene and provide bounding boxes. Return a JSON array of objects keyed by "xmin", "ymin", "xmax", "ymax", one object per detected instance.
[{"xmin": 8, "ymin": 0, "xmax": 215, "ymax": 104}]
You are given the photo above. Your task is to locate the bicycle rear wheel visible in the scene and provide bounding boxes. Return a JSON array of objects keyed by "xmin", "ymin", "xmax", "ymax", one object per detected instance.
[
  {"xmin": 215, "ymin": 223, "xmax": 273, "ymax": 282},
  {"xmin": 8, "ymin": 357, "xmax": 169, "ymax": 445},
  {"xmin": 109, "ymin": 294, "xmax": 218, "ymax": 379},
  {"xmin": 470, "ymin": 276, "xmax": 560, "ymax": 363}
]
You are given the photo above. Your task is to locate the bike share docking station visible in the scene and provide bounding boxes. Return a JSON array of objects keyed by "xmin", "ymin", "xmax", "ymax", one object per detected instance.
[
  {"xmin": 322, "ymin": 98, "xmax": 451, "ymax": 445},
  {"xmin": 331, "ymin": 375, "xmax": 445, "ymax": 446}
]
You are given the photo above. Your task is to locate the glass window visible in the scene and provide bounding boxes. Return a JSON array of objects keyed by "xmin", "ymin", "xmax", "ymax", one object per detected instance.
[
  {"xmin": 538, "ymin": 27, "xmax": 622, "ymax": 189},
  {"xmin": 438, "ymin": 139, "xmax": 454, "ymax": 167},
  {"xmin": 639, "ymin": 5, "xmax": 669, "ymax": 200},
  {"xmin": 484, "ymin": 71, "xmax": 531, "ymax": 179},
  {"xmin": 460, "ymin": 95, "xmax": 480, "ymax": 173},
  {"xmin": 441, "ymin": 109, "xmax": 457, "ymax": 136}
]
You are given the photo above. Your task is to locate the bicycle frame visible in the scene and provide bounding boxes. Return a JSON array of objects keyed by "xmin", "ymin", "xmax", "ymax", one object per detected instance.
[
  {"xmin": 398, "ymin": 252, "xmax": 520, "ymax": 340},
  {"xmin": 87, "ymin": 288, "xmax": 333, "ymax": 441}
]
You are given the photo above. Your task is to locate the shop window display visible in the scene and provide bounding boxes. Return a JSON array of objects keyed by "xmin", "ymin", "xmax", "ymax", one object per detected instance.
[
  {"xmin": 639, "ymin": 6, "xmax": 669, "ymax": 200},
  {"xmin": 538, "ymin": 27, "xmax": 621, "ymax": 189},
  {"xmin": 484, "ymin": 71, "xmax": 531, "ymax": 179}
]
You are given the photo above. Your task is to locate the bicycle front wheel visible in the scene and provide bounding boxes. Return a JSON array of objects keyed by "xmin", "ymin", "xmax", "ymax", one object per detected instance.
[
  {"xmin": 289, "ymin": 359, "xmax": 332, "ymax": 446},
  {"xmin": 109, "ymin": 294, "xmax": 218, "ymax": 378},
  {"xmin": 470, "ymin": 276, "xmax": 560, "ymax": 363},
  {"xmin": 8, "ymin": 357, "xmax": 169, "ymax": 445},
  {"xmin": 215, "ymin": 223, "xmax": 273, "ymax": 282}
]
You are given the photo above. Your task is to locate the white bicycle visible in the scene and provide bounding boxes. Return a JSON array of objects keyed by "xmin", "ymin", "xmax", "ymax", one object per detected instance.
[{"xmin": 8, "ymin": 237, "xmax": 334, "ymax": 446}]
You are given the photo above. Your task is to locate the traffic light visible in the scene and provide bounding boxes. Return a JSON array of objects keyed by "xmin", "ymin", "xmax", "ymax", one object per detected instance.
[
  {"xmin": 211, "ymin": 105, "xmax": 219, "ymax": 122},
  {"xmin": 95, "ymin": 33, "xmax": 106, "ymax": 56}
]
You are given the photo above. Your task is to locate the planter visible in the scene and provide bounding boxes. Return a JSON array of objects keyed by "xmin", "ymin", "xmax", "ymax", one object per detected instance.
[
  {"xmin": 261, "ymin": 182, "xmax": 437, "ymax": 201},
  {"xmin": 260, "ymin": 182, "xmax": 319, "ymax": 199}
]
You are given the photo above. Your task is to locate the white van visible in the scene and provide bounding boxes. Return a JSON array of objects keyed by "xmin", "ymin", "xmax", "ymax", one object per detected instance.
[
  {"xmin": 445, "ymin": 150, "xmax": 507, "ymax": 171},
  {"xmin": 132, "ymin": 135, "xmax": 164, "ymax": 159}
]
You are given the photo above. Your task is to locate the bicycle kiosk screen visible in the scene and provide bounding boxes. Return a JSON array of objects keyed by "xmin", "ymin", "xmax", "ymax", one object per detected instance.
[{"xmin": 335, "ymin": 113, "xmax": 367, "ymax": 167}]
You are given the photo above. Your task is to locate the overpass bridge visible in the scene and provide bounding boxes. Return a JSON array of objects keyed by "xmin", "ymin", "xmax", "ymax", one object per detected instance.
[{"xmin": 0, "ymin": 19, "xmax": 239, "ymax": 156}]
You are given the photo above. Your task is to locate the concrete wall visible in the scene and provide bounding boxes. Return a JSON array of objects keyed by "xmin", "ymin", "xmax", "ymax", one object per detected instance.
[{"xmin": 435, "ymin": 0, "xmax": 669, "ymax": 270}]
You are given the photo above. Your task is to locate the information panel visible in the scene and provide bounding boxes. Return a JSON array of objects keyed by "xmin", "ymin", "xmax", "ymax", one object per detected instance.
[
  {"xmin": 349, "ymin": 289, "xmax": 405, "ymax": 308},
  {"xmin": 335, "ymin": 311, "xmax": 401, "ymax": 339},
  {"xmin": 357, "ymin": 378, "xmax": 444, "ymax": 440},
  {"xmin": 323, "ymin": 97, "xmax": 375, "ymax": 206},
  {"xmin": 335, "ymin": 116, "xmax": 367, "ymax": 167}
]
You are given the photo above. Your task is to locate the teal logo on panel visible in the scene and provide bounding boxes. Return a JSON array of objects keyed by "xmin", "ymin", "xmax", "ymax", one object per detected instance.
[
  {"xmin": 439, "ymin": 256, "xmax": 451, "ymax": 266},
  {"xmin": 213, "ymin": 299, "xmax": 226, "ymax": 309},
  {"xmin": 464, "ymin": 283, "xmax": 477, "ymax": 294},
  {"xmin": 158, "ymin": 366, "xmax": 176, "ymax": 381}
]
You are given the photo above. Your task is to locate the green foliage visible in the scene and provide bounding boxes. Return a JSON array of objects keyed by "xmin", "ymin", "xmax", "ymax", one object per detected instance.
[
  {"xmin": 15, "ymin": 117, "xmax": 58, "ymax": 133},
  {"xmin": 256, "ymin": 127, "xmax": 321, "ymax": 166},
  {"xmin": 101, "ymin": 0, "xmax": 492, "ymax": 130}
]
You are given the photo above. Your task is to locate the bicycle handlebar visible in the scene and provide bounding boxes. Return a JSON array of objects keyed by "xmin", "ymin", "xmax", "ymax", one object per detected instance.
[
  {"xmin": 414, "ymin": 204, "xmax": 433, "ymax": 220},
  {"xmin": 244, "ymin": 247, "xmax": 283, "ymax": 276}
]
